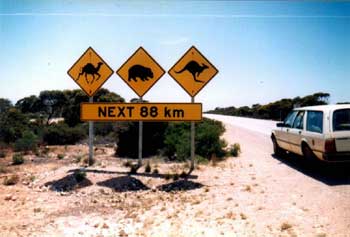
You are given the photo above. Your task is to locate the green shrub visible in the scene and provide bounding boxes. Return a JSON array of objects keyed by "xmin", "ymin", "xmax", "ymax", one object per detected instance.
[
  {"xmin": 115, "ymin": 122, "xmax": 168, "ymax": 158},
  {"xmin": 43, "ymin": 123, "xmax": 86, "ymax": 145},
  {"xmin": 164, "ymin": 118, "xmax": 227, "ymax": 161},
  {"xmin": 179, "ymin": 171, "xmax": 187, "ymax": 179},
  {"xmin": 3, "ymin": 174, "xmax": 19, "ymax": 185},
  {"xmin": 163, "ymin": 123, "xmax": 190, "ymax": 161},
  {"xmin": 195, "ymin": 155, "xmax": 209, "ymax": 164},
  {"xmin": 172, "ymin": 173, "xmax": 179, "ymax": 181},
  {"xmin": 145, "ymin": 162, "xmax": 151, "ymax": 173},
  {"xmin": 14, "ymin": 131, "xmax": 38, "ymax": 152},
  {"xmin": 152, "ymin": 168, "xmax": 159, "ymax": 174},
  {"xmin": 73, "ymin": 170, "xmax": 86, "ymax": 182},
  {"xmin": 12, "ymin": 153, "xmax": 24, "ymax": 165},
  {"xmin": 57, "ymin": 154, "xmax": 64, "ymax": 160},
  {"xmin": 229, "ymin": 143, "xmax": 241, "ymax": 157},
  {"xmin": 0, "ymin": 150, "xmax": 6, "ymax": 158},
  {"xmin": 73, "ymin": 155, "xmax": 83, "ymax": 163},
  {"xmin": 164, "ymin": 173, "xmax": 171, "ymax": 180},
  {"xmin": 0, "ymin": 109, "xmax": 30, "ymax": 143}
]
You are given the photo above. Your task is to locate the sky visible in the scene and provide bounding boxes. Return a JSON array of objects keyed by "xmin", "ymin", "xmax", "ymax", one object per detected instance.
[{"xmin": 0, "ymin": 1, "xmax": 349, "ymax": 110}]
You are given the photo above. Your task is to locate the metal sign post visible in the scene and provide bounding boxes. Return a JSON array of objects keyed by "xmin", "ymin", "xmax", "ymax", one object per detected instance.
[
  {"xmin": 190, "ymin": 96, "xmax": 195, "ymax": 172},
  {"xmin": 138, "ymin": 96, "xmax": 143, "ymax": 168},
  {"xmin": 88, "ymin": 96, "xmax": 94, "ymax": 166}
]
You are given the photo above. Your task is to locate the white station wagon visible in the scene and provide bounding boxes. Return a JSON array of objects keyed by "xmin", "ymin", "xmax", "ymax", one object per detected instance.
[{"xmin": 271, "ymin": 104, "xmax": 350, "ymax": 162}]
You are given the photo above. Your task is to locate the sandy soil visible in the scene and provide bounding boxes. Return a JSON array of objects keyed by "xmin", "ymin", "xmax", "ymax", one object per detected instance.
[{"xmin": 0, "ymin": 121, "xmax": 349, "ymax": 237}]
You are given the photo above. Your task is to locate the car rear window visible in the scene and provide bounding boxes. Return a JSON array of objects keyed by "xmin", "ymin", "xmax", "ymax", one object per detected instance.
[
  {"xmin": 333, "ymin": 109, "xmax": 350, "ymax": 131},
  {"xmin": 306, "ymin": 111, "xmax": 323, "ymax": 133}
]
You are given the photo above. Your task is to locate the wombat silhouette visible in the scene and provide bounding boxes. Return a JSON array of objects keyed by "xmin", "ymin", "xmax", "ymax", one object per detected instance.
[
  {"xmin": 175, "ymin": 60, "xmax": 208, "ymax": 83},
  {"xmin": 128, "ymin": 64, "xmax": 154, "ymax": 82},
  {"xmin": 77, "ymin": 62, "xmax": 103, "ymax": 84}
]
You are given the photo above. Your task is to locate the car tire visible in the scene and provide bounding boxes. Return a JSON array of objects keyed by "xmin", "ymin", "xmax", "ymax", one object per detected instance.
[
  {"xmin": 272, "ymin": 136, "xmax": 285, "ymax": 156},
  {"xmin": 302, "ymin": 143, "xmax": 316, "ymax": 161}
]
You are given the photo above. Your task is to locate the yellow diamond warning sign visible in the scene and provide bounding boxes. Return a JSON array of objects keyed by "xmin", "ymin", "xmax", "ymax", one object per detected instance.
[
  {"xmin": 67, "ymin": 47, "xmax": 113, "ymax": 97},
  {"xmin": 116, "ymin": 47, "xmax": 165, "ymax": 97},
  {"xmin": 168, "ymin": 46, "xmax": 218, "ymax": 97}
]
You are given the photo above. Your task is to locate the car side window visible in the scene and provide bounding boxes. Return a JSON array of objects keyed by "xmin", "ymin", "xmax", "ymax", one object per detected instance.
[
  {"xmin": 306, "ymin": 111, "xmax": 323, "ymax": 133},
  {"xmin": 284, "ymin": 111, "xmax": 298, "ymax": 128},
  {"xmin": 293, "ymin": 111, "xmax": 304, "ymax": 129}
]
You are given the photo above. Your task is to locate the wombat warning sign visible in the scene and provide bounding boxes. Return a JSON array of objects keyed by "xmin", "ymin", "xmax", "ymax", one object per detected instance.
[{"xmin": 116, "ymin": 47, "xmax": 165, "ymax": 97}]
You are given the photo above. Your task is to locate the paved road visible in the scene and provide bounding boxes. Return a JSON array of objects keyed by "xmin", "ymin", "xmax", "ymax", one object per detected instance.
[{"xmin": 204, "ymin": 114, "xmax": 278, "ymax": 136}]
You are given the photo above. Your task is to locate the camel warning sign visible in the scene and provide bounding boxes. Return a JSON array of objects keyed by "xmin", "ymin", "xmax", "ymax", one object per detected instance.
[
  {"xmin": 168, "ymin": 46, "xmax": 218, "ymax": 97},
  {"xmin": 116, "ymin": 47, "xmax": 165, "ymax": 97},
  {"xmin": 67, "ymin": 47, "xmax": 113, "ymax": 97}
]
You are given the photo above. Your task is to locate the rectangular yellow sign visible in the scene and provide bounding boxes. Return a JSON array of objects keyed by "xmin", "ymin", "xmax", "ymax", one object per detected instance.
[{"xmin": 80, "ymin": 103, "xmax": 202, "ymax": 121}]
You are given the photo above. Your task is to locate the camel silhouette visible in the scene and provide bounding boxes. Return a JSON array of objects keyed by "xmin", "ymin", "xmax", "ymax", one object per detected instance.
[
  {"xmin": 175, "ymin": 60, "xmax": 208, "ymax": 83},
  {"xmin": 77, "ymin": 62, "xmax": 103, "ymax": 84}
]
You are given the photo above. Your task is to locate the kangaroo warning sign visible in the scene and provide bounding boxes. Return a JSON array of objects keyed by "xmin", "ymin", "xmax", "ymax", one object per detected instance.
[
  {"xmin": 81, "ymin": 103, "xmax": 202, "ymax": 121},
  {"xmin": 168, "ymin": 46, "xmax": 218, "ymax": 97},
  {"xmin": 116, "ymin": 47, "xmax": 165, "ymax": 97},
  {"xmin": 67, "ymin": 47, "xmax": 113, "ymax": 97}
]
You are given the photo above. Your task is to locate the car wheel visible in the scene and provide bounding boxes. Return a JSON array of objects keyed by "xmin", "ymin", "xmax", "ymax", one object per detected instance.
[
  {"xmin": 272, "ymin": 136, "xmax": 285, "ymax": 156},
  {"xmin": 302, "ymin": 143, "xmax": 316, "ymax": 161}
]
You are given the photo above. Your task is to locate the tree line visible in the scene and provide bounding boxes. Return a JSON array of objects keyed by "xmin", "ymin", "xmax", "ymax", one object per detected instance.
[{"xmin": 206, "ymin": 92, "xmax": 332, "ymax": 121}]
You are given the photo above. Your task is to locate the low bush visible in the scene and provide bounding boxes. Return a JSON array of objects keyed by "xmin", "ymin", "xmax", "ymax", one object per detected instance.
[
  {"xmin": 145, "ymin": 162, "xmax": 151, "ymax": 173},
  {"xmin": 0, "ymin": 150, "xmax": 6, "ymax": 158},
  {"xmin": 14, "ymin": 131, "xmax": 38, "ymax": 152},
  {"xmin": 0, "ymin": 165, "xmax": 8, "ymax": 174},
  {"xmin": 229, "ymin": 143, "xmax": 241, "ymax": 157},
  {"xmin": 73, "ymin": 170, "xmax": 86, "ymax": 182},
  {"xmin": 82, "ymin": 157, "xmax": 95, "ymax": 166},
  {"xmin": 3, "ymin": 174, "xmax": 19, "ymax": 185},
  {"xmin": 43, "ymin": 123, "xmax": 86, "ymax": 145},
  {"xmin": 123, "ymin": 160, "xmax": 132, "ymax": 167},
  {"xmin": 115, "ymin": 122, "xmax": 168, "ymax": 158},
  {"xmin": 12, "ymin": 153, "xmax": 24, "ymax": 165},
  {"xmin": 129, "ymin": 164, "xmax": 139, "ymax": 174},
  {"xmin": 152, "ymin": 168, "xmax": 159, "ymax": 174},
  {"xmin": 57, "ymin": 154, "xmax": 64, "ymax": 160},
  {"xmin": 164, "ymin": 118, "xmax": 227, "ymax": 161}
]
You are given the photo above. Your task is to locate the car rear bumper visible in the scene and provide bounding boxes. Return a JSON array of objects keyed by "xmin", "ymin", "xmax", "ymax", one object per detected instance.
[{"xmin": 323, "ymin": 152, "xmax": 350, "ymax": 162}]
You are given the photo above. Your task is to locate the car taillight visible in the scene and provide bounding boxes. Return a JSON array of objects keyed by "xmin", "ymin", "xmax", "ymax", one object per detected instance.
[{"xmin": 325, "ymin": 139, "xmax": 336, "ymax": 153}]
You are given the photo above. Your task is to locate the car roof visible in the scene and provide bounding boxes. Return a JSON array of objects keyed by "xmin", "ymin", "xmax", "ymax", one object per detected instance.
[{"xmin": 294, "ymin": 104, "xmax": 350, "ymax": 112}]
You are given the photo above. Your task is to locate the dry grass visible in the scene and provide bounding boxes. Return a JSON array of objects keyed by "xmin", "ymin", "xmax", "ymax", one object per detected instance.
[
  {"xmin": 3, "ymin": 174, "xmax": 19, "ymax": 185},
  {"xmin": 240, "ymin": 213, "xmax": 247, "ymax": 220},
  {"xmin": 280, "ymin": 222, "xmax": 293, "ymax": 231}
]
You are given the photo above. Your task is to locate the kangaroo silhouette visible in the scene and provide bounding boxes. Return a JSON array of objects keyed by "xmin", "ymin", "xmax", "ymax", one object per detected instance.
[
  {"xmin": 77, "ymin": 62, "xmax": 103, "ymax": 84},
  {"xmin": 128, "ymin": 64, "xmax": 154, "ymax": 82},
  {"xmin": 175, "ymin": 60, "xmax": 208, "ymax": 83}
]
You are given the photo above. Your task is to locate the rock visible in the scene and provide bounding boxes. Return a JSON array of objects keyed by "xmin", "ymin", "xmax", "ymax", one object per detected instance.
[
  {"xmin": 151, "ymin": 186, "xmax": 157, "ymax": 192},
  {"xmin": 4, "ymin": 195, "xmax": 12, "ymax": 201},
  {"xmin": 102, "ymin": 223, "xmax": 109, "ymax": 229}
]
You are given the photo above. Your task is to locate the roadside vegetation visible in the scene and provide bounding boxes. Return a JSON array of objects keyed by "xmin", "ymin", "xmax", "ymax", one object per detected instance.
[
  {"xmin": 206, "ymin": 92, "xmax": 331, "ymax": 121},
  {"xmin": 0, "ymin": 89, "xmax": 230, "ymax": 165}
]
